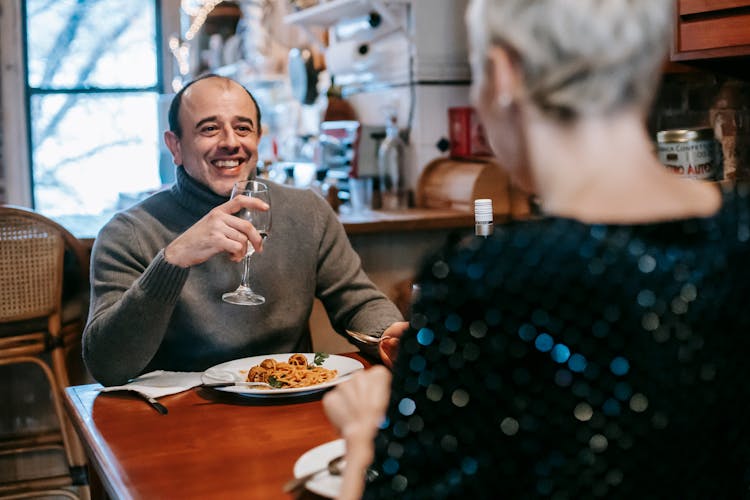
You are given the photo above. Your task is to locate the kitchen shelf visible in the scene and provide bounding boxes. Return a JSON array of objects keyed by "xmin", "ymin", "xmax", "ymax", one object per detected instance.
[
  {"xmin": 284, "ymin": 0, "xmax": 410, "ymax": 29},
  {"xmin": 340, "ymin": 208, "xmax": 478, "ymax": 234},
  {"xmin": 212, "ymin": 62, "xmax": 287, "ymax": 88}
]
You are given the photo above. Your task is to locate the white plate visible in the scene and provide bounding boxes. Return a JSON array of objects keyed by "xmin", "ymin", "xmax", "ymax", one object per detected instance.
[
  {"xmin": 293, "ymin": 438, "xmax": 345, "ymax": 498},
  {"xmin": 201, "ymin": 353, "xmax": 363, "ymax": 397}
]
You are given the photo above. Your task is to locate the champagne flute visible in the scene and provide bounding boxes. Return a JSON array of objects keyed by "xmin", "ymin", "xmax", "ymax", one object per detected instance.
[{"xmin": 222, "ymin": 180, "xmax": 271, "ymax": 306}]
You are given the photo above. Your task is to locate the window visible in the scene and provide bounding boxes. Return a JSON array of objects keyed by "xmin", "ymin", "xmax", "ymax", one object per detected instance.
[{"xmin": 23, "ymin": 0, "xmax": 163, "ymax": 235}]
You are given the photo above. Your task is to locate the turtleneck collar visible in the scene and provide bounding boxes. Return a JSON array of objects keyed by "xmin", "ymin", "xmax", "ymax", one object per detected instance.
[{"xmin": 170, "ymin": 166, "xmax": 229, "ymax": 218}]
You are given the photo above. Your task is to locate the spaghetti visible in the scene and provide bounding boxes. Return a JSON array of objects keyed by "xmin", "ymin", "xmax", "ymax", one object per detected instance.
[{"xmin": 246, "ymin": 354, "xmax": 338, "ymax": 389}]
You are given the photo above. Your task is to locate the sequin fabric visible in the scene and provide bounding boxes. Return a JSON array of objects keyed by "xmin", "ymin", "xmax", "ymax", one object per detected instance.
[{"xmin": 365, "ymin": 184, "xmax": 750, "ymax": 499}]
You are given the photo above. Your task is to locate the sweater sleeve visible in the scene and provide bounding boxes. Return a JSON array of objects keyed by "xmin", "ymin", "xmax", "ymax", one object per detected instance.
[
  {"xmin": 310, "ymin": 192, "xmax": 404, "ymax": 351},
  {"xmin": 82, "ymin": 214, "xmax": 190, "ymax": 386}
]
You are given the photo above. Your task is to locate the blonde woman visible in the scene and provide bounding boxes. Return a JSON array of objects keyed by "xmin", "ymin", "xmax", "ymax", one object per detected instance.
[{"xmin": 324, "ymin": 0, "xmax": 750, "ymax": 498}]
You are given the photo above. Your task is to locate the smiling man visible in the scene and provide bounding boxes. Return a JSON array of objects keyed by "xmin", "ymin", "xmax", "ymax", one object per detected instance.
[{"xmin": 83, "ymin": 75, "xmax": 405, "ymax": 386}]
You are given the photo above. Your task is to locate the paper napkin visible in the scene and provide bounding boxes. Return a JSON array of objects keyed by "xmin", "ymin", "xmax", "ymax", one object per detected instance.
[{"xmin": 99, "ymin": 370, "xmax": 204, "ymax": 399}]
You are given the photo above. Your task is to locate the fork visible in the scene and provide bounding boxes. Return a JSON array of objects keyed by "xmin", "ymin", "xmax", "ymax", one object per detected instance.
[
  {"xmin": 345, "ymin": 329, "xmax": 381, "ymax": 345},
  {"xmin": 283, "ymin": 455, "xmax": 344, "ymax": 493}
]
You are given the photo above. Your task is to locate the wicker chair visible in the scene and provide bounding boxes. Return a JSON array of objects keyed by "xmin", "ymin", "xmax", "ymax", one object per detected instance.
[{"xmin": 0, "ymin": 206, "xmax": 89, "ymax": 499}]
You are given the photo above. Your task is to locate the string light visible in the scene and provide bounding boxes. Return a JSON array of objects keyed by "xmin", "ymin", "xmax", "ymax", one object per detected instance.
[
  {"xmin": 170, "ymin": 0, "xmax": 223, "ymax": 84},
  {"xmin": 168, "ymin": 34, "xmax": 191, "ymax": 79},
  {"xmin": 180, "ymin": 0, "xmax": 203, "ymax": 17},
  {"xmin": 183, "ymin": 0, "xmax": 223, "ymax": 41}
]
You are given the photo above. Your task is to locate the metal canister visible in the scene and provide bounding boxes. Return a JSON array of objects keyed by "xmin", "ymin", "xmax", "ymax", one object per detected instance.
[{"xmin": 656, "ymin": 127, "xmax": 722, "ymax": 180}]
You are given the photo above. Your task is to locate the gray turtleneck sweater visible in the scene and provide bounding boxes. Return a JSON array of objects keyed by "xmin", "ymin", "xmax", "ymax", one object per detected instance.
[{"xmin": 83, "ymin": 167, "xmax": 403, "ymax": 386}]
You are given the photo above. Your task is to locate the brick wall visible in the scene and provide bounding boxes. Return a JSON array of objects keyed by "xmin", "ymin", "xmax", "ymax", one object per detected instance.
[{"xmin": 649, "ymin": 71, "xmax": 750, "ymax": 181}]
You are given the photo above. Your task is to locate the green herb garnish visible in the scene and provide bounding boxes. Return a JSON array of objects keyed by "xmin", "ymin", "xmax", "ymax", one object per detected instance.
[
  {"xmin": 267, "ymin": 376, "xmax": 284, "ymax": 388},
  {"xmin": 313, "ymin": 352, "xmax": 330, "ymax": 366}
]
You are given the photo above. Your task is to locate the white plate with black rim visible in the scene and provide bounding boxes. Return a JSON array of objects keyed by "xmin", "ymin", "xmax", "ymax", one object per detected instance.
[
  {"xmin": 201, "ymin": 353, "xmax": 363, "ymax": 398},
  {"xmin": 293, "ymin": 438, "xmax": 345, "ymax": 498}
]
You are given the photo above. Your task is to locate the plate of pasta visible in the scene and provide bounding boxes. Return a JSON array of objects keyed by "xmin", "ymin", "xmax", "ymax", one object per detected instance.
[{"xmin": 201, "ymin": 353, "xmax": 364, "ymax": 397}]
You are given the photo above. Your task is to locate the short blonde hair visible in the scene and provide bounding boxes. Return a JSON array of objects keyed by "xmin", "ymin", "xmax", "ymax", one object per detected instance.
[{"xmin": 467, "ymin": 0, "xmax": 674, "ymax": 121}]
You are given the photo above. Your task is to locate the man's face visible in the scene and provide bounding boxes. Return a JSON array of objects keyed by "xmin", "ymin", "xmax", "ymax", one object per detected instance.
[{"xmin": 165, "ymin": 78, "xmax": 261, "ymax": 197}]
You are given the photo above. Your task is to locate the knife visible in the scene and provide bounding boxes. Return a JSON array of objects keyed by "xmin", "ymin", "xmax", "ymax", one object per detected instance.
[
  {"xmin": 201, "ymin": 381, "xmax": 274, "ymax": 389},
  {"xmin": 132, "ymin": 391, "xmax": 168, "ymax": 415}
]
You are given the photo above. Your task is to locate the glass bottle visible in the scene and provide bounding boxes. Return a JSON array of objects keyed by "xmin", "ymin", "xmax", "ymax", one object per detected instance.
[
  {"xmin": 377, "ymin": 110, "xmax": 406, "ymax": 210},
  {"xmin": 474, "ymin": 198, "xmax": 494, "ymax": 237}
]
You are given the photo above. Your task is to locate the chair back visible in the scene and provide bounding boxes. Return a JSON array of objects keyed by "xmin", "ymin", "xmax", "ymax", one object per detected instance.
[{"xmin": 0, "ymin": 207, "xmax": 65, "ymax": 323}]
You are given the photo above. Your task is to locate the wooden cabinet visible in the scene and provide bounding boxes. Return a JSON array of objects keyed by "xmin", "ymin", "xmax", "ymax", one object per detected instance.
[{"xmin": 672, "ymin": 0, "xmax": 750, "ymax": 61}]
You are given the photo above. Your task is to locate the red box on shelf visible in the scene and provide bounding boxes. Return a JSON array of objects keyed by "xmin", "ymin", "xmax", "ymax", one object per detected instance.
[{"xmin": 448, "ymin": 107, "xmax": 494, "ymax": 158}]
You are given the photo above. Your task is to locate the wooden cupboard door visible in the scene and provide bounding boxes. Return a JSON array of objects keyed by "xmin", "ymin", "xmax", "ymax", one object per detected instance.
[
  {"xmin": 679, "ymin": 0, "xmax": 750, "ymax": 15},
  {"xmin": 673, "ymin": 0, "xmax": 750, "ymax": 60}
]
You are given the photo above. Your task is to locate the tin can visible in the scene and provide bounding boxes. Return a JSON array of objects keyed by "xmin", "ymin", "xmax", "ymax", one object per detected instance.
[{"xmin": 656, "ymin": 127, "xmax": 722, "ymax": 180}]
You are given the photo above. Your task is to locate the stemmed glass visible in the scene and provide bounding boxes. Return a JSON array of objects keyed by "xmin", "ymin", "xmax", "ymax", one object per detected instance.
[{"xmin": 222, "ymin": 180, "xmax": 271, "ymax": 306}]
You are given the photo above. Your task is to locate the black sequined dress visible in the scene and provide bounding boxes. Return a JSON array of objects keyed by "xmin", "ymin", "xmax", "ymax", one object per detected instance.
[{"xmin": 365, "ymin": 184, "xmax": 750, "ymax": 499}]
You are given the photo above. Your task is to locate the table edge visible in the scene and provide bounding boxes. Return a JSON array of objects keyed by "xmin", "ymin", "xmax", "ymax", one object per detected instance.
[{"xmin": 64, "ymin": 385, "xmax": 134, "ymax": 500}]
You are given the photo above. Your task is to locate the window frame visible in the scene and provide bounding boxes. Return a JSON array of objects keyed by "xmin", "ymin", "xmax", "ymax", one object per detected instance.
[{"xmin": 0, "ymin": 0, "xmax": 180, "ymax": 209}]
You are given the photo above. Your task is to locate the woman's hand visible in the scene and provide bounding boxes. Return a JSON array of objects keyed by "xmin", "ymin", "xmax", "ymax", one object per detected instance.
[{"xmin": 322, "ymin": 366, "xmax": 392, "ymax": 500}]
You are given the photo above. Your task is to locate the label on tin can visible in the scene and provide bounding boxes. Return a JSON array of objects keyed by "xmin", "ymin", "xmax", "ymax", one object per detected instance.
[{"xmin": 656, "ymin": 128, "xmax": 722, "ymax": 180}]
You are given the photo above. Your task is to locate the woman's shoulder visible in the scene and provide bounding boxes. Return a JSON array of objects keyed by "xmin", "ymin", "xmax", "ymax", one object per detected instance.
[
  {"xmin": 657, "ymin": 180, "xmax": 750, "ymax": 245},
  {"xmin": 418, "ymin": 218, "xmax": 589, "ymax": 283},
  {"xmin": 718, "ymin": 180, "xmax": 750, "ymax": 216},
  {"xmin": 455, "ymin": 217, "xmax": 590, "ymax": 258}
]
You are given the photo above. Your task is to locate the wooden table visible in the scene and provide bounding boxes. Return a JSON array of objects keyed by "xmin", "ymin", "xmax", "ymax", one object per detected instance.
[{"xmin": 63, "ymin": 354, "xmax": 370, "ymax": 500}]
